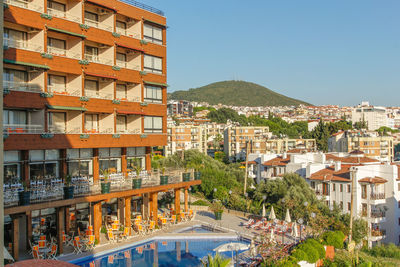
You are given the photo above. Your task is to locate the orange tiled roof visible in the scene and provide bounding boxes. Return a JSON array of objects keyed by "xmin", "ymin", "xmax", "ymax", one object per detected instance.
[
  {"xmin": 358, "ymin": 177, "xmax": 388, "ymax": 184},
  {"xmin": 287, "ymin": 148, "xmax": 313, "ymax": 153},
  {"xmin": 310, "ymin": 165, "xmax": 351, "ymax": 182},
  {"xmin": 241, "ymin": 161, "xmax": 257, "ymax": 165},
  {"xmin": 325, "ymin": 154, "xmax": 379, "ymax": 164},
  {"xmin": 263, "ymin": 156, "xmax": 290, "ymax": 166}
]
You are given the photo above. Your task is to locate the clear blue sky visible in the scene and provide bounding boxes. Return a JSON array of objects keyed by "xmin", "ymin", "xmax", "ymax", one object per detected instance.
[{"xmin": 143, "ymin": 0, "xmax": 399, "ymax": 106}]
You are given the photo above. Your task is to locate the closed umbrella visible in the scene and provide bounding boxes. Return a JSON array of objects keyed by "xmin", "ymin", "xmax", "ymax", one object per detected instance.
[
  {"xmin": 4, "ymin": 247, "xmax": 13, "ymax": 261},
  {"xmin": 270, "ymin": 228, "xmax": 275, "ymax": 241},
  {"xmin": 269, "ymin": 206, "xmax": 276, "ymax": 220},
  {"xmin": 285, "ymin": 209, "xmax": 291, "ymax": 223},
  {"xmin": 262, "ymin": 204, "xmax": 266, "ymax": 217},
  {"xmin": 213, "ymin": 242, "xmax": 250, "ymax": 252},
  {"xmin": 292, "ymin": 222, "xmax": 298, "ymax": 238}
]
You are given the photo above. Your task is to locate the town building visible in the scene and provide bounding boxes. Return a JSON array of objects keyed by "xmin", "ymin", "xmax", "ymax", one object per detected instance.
[
  {"xmin": 167, "ymin": 100, "xmax": 193, "ymax": 117},
  {"xmin": 2, "ymin": 0, "xmax": 200, "ymax": 260},
  {"xmin": 166, "ymin": 125, "xmax": 207, "ymax": 155},
  {"xmin": 328, "ymin": 131, "xmax": 394, "ymax": 162},
  {"xmin": 351, "ymin": 102, "xmax": 392, "ymax": 130}
]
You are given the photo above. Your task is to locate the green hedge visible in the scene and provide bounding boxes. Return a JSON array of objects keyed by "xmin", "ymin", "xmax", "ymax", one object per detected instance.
[
  {"xmin": 322, "ymin": 231, "xmax": 345, "ymax": 249},
  {"xmin": 191, "ymin": 199, "xmax": 210, "ymax": 206}
]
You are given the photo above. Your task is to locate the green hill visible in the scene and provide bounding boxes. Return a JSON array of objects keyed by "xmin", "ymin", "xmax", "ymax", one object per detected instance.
[{"xmin": 168, "ymin": 80, "xmax": 310, "ymax": 107}]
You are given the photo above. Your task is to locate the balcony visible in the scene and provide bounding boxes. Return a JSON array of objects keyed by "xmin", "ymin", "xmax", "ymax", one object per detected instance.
[
  {"xmin": 85, "ymin": 91, "xmax": 113, "ymax": 100},
  {"xmin": 84, "ymin": 128, "xmax": 114, "ymax": 134},
  {"xmin": 115, "ymin": 28, "xmax": 141, "ymax": 39},
  {"xmin": 4, "ymin": 0, "xmax": 42, "ymax": 12},
  {"xmin": 3, "ymin": 81, "xmax": 42, "ymax": 93},
  {"xmin": 371, "ymin": 229, "xmax": 386, "ymax": 237},
  {"xmin": 47, "ymin": 46, "xmax": 81, "ymax": 60},
  {"xmin": 370, "ymin": 193, "xmax": 385, "ymax": 200},
  {"xmin": 3, "ymin": 38, "xmax": 43, "ymax": 52},
  {"xmin": 84, "ymin": 54, "xmax": 112, "ymax": 66},
  {"xmin": 3, "ymin": 124, "xmax": 43, "ymax": 134},
  {"xmin": 84, "ymin": 18, "xmax": 113, "ymax": 32},
  {"xmin": 115, "ymin": 60, "xmax": 140, "ymax": 71},
  {"xmin": 47, "ymin": 8, "xmax": 81, "ymax": 23},
  {"xmin": 47, "ymin": 85, "xmax": 80, "ymax": 97},
  {"xmin": 116, "ymin": 128, "xmax": 141, "ymax": 134}
]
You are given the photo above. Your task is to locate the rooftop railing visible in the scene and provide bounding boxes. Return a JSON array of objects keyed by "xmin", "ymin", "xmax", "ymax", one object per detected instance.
[{"xmin": 119, "ymin": 0, "xmax": 164, "ymax": 16}]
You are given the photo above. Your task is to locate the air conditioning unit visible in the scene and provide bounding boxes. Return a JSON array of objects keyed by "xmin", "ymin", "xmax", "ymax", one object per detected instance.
[
  {"xmin": 126, "ymin": 17, "xmax": 134, "ymax": 23},
  {"xmin": 97, "ymin": 8, "xmax": 108, "ymax": 15}
]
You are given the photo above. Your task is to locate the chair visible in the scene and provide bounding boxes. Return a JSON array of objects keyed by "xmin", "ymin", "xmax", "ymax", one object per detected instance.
[
  {"xmin": 73, "ymin": 237, "xmax": 83, "ymax": 254},
  {"xmin": 170, "ymin": 215, "xmax": 176, "ymax": 225},
  {"xmin": 47, "ymin": 244, "xmax": 58, "ymax": 259},
  {"xmin": 135, "ymin": 224, "xmax": 145, "ymax": 236},
  {"xmin": 147, "ymin": 221, "xmax": 155, "ymax": 234},
  {"xmin": 28, "ymin": 239, "xmax": 34, "ymax": 256},
  {"xmin": 38, "ymin": 240, "xmax": 46, "ymax": 249},
  {"xmin": 32, "ymin": 246, "xmax": 44, "ymax": 260},
  {"xmin": 180, "ymin": 213, "xmax": 186, "ymax": 222},
  {"xmin": 121, "ymin": 227, "xmax": 130, "ymax": 239},
  {"xmin": 107, "ymin": 229, "xmax": 116, "ymax": 243},
  {"xmin": 39, "ymin": 235, "xmax": 46, "ymax": 241},
  {"xmin": 85, "ymin": 235, "xmax": 95, "ymax": 250}
]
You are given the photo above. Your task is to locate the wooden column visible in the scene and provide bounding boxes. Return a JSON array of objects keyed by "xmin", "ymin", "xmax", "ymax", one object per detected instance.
[
  {"xmin": 26, "ymin": 212, "xmax": 32, "ymax": 250},
  {"xmin": 174, "ymin": 188, "xmax": 181, "ymax": 220},
  {"xmin": 12, "ymin": 216, "xmax": 19, "ymax": 261},
  {"xmin": 125, "ymin": 197, "xmax": 131, "ymax": 235},
  {"xmin": 93, "ymin": 202, "xmax": 102, "ymax": 244},
  {"xmin": 121, "ymin": 148, "xmax": 127, "ymax": 176},
  {"xmin": 184, "ymin": 188, "xmax": 189, "ymax": 212},
  {"xmin": 60, "ymin": 149, "xmax": 68, "ymax": 178},
  {"xmin": 142, "ymin": 193, "xmax": 149, "ymax": 220},
  {"xmin": 65, "ymin": 207, "xmax": 70, "ymax": 234},
  {"xmin": 22, "ymin": 150, "xmax": 29, "ymax": 186},
  {"xmin": 145, "ymin": 147, "xmax": 152, "ymax": 171},
  {"xmin": 151, "ymin": 192, "xmax": 158, "ymax": 225},
  {"xmin": 118, "ymin": 198, "xmax": 125, "ymax": 224},
  {"xmin": 56, "ymin": 207, "xmax": 64, "ymax": 255},
  {"xmin": 93, "ymin": 148, "xmax": 99, "ymax": 181}
]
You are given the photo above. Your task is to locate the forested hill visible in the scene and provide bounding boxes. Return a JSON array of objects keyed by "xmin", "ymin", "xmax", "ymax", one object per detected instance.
[{"xmin": 168, "ymin": 80, "xmax": 310, "ymax": 107}]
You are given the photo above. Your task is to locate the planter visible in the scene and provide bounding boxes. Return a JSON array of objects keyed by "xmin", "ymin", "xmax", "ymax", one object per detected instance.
[
  {"xmin": 182, "ymin": 172, "xmax": 191, "ymax": 182},
  {"xmin": 194, "ymin": 171, "xmax": 202, "ymax": 180},
  {"xmin": 101, "ymin": 182, "xmax": 111, "ymax": 194},
  {"xmin": 160, "ymin": 175, "xmax": 169, "ymax": 185},
  {"xmin": 18, "ymin": 191, "xmax": 31, "ymax": 206},
  {"xmin": 132, "ymin": 178, "xmax": 142, "ymax": 189},
  {"xmin": 63, "ymin": 186, "xmax": 75, "ymax": 199},
  {"xmin": 214, "ymin": 211, "xmax": 223, "ymax": 220}
]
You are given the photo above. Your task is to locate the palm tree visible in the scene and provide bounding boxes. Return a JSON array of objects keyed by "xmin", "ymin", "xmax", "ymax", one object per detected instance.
[{"xmin": 202, "ymin": 253, "xmax": 231, "ymax": 267}]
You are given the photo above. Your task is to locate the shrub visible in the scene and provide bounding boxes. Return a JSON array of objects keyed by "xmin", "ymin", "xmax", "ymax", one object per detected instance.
[
  {"xmin": 191, "ymin": 199, "xmax": 209, "ymax": 206},
  {"xmin": 363, "ymin": 243, "xmax": 400, "ymax": 259},
  {"xmin": 299, "ymin": 243, "xmax": 319, "ymax": 263},
  {"xmin": 323, "ymin": 231, "xmax": 345, "ymax": 249},
  {"xmin": 291, "ymin": 249, "xmax": 307, "ymax": 262},
  {"xmin": 305, "ymin": 239, "xmax": 326, "ymax": 259}
]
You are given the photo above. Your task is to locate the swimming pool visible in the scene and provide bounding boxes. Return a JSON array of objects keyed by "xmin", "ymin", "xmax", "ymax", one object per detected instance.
[
  {"xmin": 175, "ymin": 225, "xmax": 223, "ymax": 234},
  {"xmin": 70, "ymin": 237, "xmax": 249, "ymax": 267}
]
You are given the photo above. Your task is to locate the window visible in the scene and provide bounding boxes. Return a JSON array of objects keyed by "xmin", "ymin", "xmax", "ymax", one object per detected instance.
[
  {"xmin": 3, "ymin": 68, "xmax": 28, "ymax": 87},
  {"xmin": 84, "ymin": 46, "xmax": 98, "ymax": 61},
  {"xmin": 84, "ymin": 80, "xmax": 99, "ymax": 97},
  {"xmin": 144, "ymin": 54, "xmax": 162, "ymax": 74},
  {"xmin": 398, "ymin": 183, "xmax": 400, "ymax": 191},
  {"xmin": 362, "ymin": 203, "xmax": 367, "ymax": 216},
  {"xmin": 361, "ymin": 185, "xmax": 367, "ymax": 199},
  {"xmin": 340, "ymin": 184, "xmax": 343, "ymax": 192},
  {"xmin": 143, "ymin": 23, "xmax": 163, "ymax": 45},
  {"xmin": 48, "ymin": 112, "xmax": 66, "ymax": 133},
  {"xmin": 4, "ymin": 151, "xmax": 21, "ymax": 184},
  {"xmin": 29, "ymin": 150, "xmax": 59, "ymax": 180},
  {"xmin": 340, "ymin": 201, "xmax": 343, "ymax": 210},
  {"xmin": 47, "ymin": 37, "xmax": 66, "ymax": 55},
  {"xmin": 332, "ymin": 183, "xmax": 336, "ymax": 192},
  {"xmin": 116, "ymin": 115, "xmax": 127, "ymax": 133},
  {"xmin": 116, "ymin": 52, "xmax": 126, "ymax": 63},
  {"xmin": 3, "ymin": 110, "xmax": 27, "ymax": 125},
  {"xmin": 84, "ymin": 11, "xmax": 98, "ymax": 22},
  {"xmin": 116, "ymin": 84, "xmax": 127, "ymax": 100},
  {"xmin": 3, "ymin": 28, "xmax": 27, "ymax": 46},
  {"xmin": 347, "ymin": 184, "xmax": 351, "ymax": 193},
  {"xmin": 84, "ymin": 114, "xmax": 99, "ymax": 132},
  {"xmin": 48, "ymin": 74, "xmax": 66, "ymax": 92},
  {"xmin": 47, "ymin": 0, "xmax": 65, "ymax": 12},
  {"xmin": 116, "ymin": 20, "xmax": 127, "ymax": 34},
  {"xmin": 99, "ymin": 148, "xmax": 121, "ymax": 173},
  {"xmin": 67, "ymin": 149, "xmax": 93, "ymax": 177},
  {"xmin": 144, "ymin": 85, "xmax": 162, "ymax": 103},
  {"xmin": 348, "ymin": 202, "xmax": 351, "ymax": 211},
  {"xmin": 310, "ymin": 181, "xmax": 315, "ymax": 189},
  {"xmin": 144, "ymin": 116, "xmax": 162, "ymax": 133}
]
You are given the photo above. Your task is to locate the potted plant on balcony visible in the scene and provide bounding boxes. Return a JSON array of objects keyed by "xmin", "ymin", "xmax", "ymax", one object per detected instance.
[
  {"xmin": 132, "ymin": 165, "xmax": 143, "ymax": 189},
  {"xmin": 210, "ymin": 200, "xmax": 224, "ymax": 220},
  {"xmin": 160, "ymin": 167, "xmax": 169, "ymax": 185},
  {"xmin": 182, "ymin": 167, "xmax": 191, "ymax": 182},
  {"xmin": 63, "ymin": 175, "xmax": 74, "ymax": 199},
  {"xmin": 19, "ymin": 181, "xmax": 31, "ymax": 206},
  {"xmin": 100, "ymin": 169, "xmax": 111, "ymax": 194}
]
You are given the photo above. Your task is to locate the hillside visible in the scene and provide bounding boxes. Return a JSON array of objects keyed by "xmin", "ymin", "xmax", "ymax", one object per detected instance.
[{"xmin": 168, "ymin": 80, "xmax": 310, "ymax": 107}]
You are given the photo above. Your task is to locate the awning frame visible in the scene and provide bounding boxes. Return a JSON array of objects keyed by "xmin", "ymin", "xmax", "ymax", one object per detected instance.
[{"xmin": 47, "ymin": 26, "xmax": 87, "ymax": 39}]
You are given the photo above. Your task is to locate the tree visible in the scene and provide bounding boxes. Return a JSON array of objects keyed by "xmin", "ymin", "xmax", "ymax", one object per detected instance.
[
  {"xmin": 352, "ymin": 218, "xmax": 368, "ymax": 244},
  {"xmin": 311, "ymin": 120, "xmax": 330, "ymax": 152},
  {"xmin": 202, "ymin": 253, "xmax": 231, "ymax": 267}
]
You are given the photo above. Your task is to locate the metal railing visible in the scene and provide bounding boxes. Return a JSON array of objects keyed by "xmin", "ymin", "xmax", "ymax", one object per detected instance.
[
  {"xmin": 4, "ymin": 0, "xmax": 42, "ymax": 12},
  {"xmin": 84, "ymin": 18, "xmax": 113, "ymax": 32},
  {"xmin": 370, "ymin": 193, "xmax": 385, "ymax": 200},
  {"xmin": 48, "ymin": 46, "xmax": 81, "ymax": 60},
  {"xmin": 119, "ymin": 0, "xmax": 164, "ymax": 16},
  {"xmin": 47, "ymin": 8, "xmax": 81, "ymax": 23},
  {"xmin": 3, "ymin": 81, "xmax": 42, "ymax": 93},
  {"xmin": 48, "ymin": 86, "xmax": 81, "ymax": 97},
  {"xmin": 117, "ymin": 96, "xmax": 141, "ymax": 102},
  {"xmin": 48, "ymin": 125, "xmax": 66, "ymax": 134},
  {"xmin": 3, "ymin": 124, "xmax": 43, "ymax": 134},
  {"xmin": 85, "ymin": 91, "xmax": 113, "ymax": 100},
  {"xmin": 116, "ymin": 60, "xmax": 140, "ymax": 71},
  {"xmin": 115, "ymin": 28, "xmax": 141, "ymax": 39},
  {"xmin": 370, "ymin": 211, "xmax": 385, "ymax": 218},
  {"xmin": 84, "ymin": 54, "xmax": 113, "ymax": 66},
  {"xmin": 3, "ymin": 38, "xmax": 43, "ymax": 52},
  {"xmin": 116, "ymin": 128, "xmax": 141, "ymax": 134}
]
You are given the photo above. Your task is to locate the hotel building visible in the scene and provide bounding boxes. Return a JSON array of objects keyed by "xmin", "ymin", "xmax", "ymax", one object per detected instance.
[{"xmin": 2, "ymin": 0, "xmax": 200, "ymax": 260}]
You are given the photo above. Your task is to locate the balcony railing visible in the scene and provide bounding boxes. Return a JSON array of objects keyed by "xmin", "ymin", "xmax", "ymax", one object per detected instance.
[
  {"xmin": 118, "ymin": 96, "xmax": 141, "ymax": 102},
  {"xmin": 3, "ymin": 38, "xmax": 43, "ymax": 52},
  {"xmin": 48, "ymin": 86, "xmax": 81, "ymax": 96},
  {"xmin": 4, "ymin": 0, "xmax": 42, "ymax": 12},
  {"xmin": 370, "ymin": 211, "xmax": 385, "ymax": 218},
  {"xmin": 47, "ymin": 8, "xmax": 81, "ymax": 23},
  {"xmin": 84, "ymin": 18, "xmax": 113, "ymax": 32},
  {"xmin": 84, "ymin": 128, "xmax": 114, "ymax": 134},
  {"xmin": 371, "ymin": 229, "xmax": 386, "ymax": 237},
  {"xmin": 115, "ymin": 28, "xmax": 141, "ymax": 39},
  {"xmin": 84, "ymin": 54, "xmax": 113, "ymax": 65},
  {"xmin": 115, "ymin": 60, "xmax": 140, "ymax": 71},
  {"xmin": 370, "ymin": 193, "xmax": 385, "ymax": 200},
  {"xmin": 48, "ymin": 125, "xmax": 66, "ymax": 134},
  {"xmin": 3, "ymin": 81, "xmax": 42, "ymax": 93},
  {"xmin": 119, "ymin": 0, "xmax": 164, "ymax": 16},
  {"xmin": 48, "ymin": 46, "xmax": 81, "ymax": 60},
  {"xmin": 3, "ymin": 124, "xmax": 43, "ymax": 134},
  {"xmin": 85, "ymin": 91, "xmax": 113, "ymax": 100},
  {"xmin": 116, "ymin": 128, "xmax": 141, "ymax": 134}
]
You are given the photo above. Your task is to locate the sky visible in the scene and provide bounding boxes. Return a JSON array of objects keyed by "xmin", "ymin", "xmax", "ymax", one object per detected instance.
[{"xmin": 142, "ymin": 0, "xmax": 399, "ymax": 107}]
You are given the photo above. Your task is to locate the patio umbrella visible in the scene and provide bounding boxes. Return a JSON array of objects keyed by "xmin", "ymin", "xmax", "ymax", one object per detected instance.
[
  {"xmin": 262, "ymin": 204, "xmax": 266, "ymax": 217},
  {"xmin": 285, "ymin": 209, "xmax": 291, "ymax": 223},
  {"xmin": 269, "ymin": 206, "xmax": 276, "ymax": 220},
  {"xmin": 270, "ymin": 228, "xmax": 275, "ymax": 241},
  {"xmin": 292, "ymin": 222, "xmax": 298, "ymax": 238},
  {"xmin": 3, "ymin": 247, "xmax": 13, "ymax": 261},
  {"xmin": 213, "ymin": 242, "xmax": 250, "ymax": 252},
  {"xmin": 249, "ymin": 240, "xmax": 257, "ymax": 257}
]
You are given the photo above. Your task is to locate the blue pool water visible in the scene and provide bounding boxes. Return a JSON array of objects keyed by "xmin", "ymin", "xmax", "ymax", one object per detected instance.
[
  {"xmin": 176, "ymin": 226, "xmax": 219, "ymax": 233},
  {"xmin": 71, "ymin": 238, "xmax": 249, "ymax": 267}
]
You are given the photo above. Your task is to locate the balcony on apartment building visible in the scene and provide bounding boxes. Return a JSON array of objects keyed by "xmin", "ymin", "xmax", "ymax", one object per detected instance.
[
  {"xmin": 116, "ymin": 113, "xmax": 142, "ymax": 134},
  {"xmin": 47, "ymin": 30, "xmax": 83, "ymax": 60},
  {"xmin": 3, "ymin": 24, "xmax": 43, "ymax": 53},
  {"xmin": 47, "ymin": 73, "xmax": 81, "ymax": 96},
  {"xmin": 116, "ymin": 14, "xmax": 141, "ymax": 39},
  {"xmin": 84, "ymin": 41, "xmax": 113, "ymax": 66},
  {"xmin": 84, "ymin": 3, "xmax": 114, "ymax": 32},
  {"xmin": 116, "ymin": 46, "xmax": 141, "ymax": 71},
  {"xmin": 3, "ymin": 109, "xmax": 44, "ymax": 134},
  {"xmin": 46, "ymin": 0, "xmax": 81, "ymax": 23},
  {"xmin": 4, "ymin": 0, "xmax": 43, "ymax": 12},
  {"xmin": 3, "ymin": 67, "xmax": 44, "ymax": 93},
  {"xmin": 84, "ymin": 76, "xmax": 113, "ymax": 100},
  {"xmin": 116, "ymin": 83, "xmax": 141, "ymax": 102},
  {"xmin": 84, "ymin": 113, "xmax": 114, "ymax": 134}
]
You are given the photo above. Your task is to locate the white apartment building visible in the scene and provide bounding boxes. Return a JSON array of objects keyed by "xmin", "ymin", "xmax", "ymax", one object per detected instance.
[{"xmin": 351, "ymin": 102, "xmax": 391, "ymax": 130}]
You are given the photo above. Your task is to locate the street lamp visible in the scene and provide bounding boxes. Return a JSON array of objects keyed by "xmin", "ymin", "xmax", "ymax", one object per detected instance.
[
  {"xmin": 213, "ymin": 188, "xmax": 217, "ymax": 203},
  {"xmin": 298, "ymin": 218, "xmax": 304, "ymax": 240}
]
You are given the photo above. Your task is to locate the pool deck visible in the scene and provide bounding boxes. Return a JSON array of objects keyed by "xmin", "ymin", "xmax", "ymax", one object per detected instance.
[{"xmin": 57, "ymin": 211, "xmax": 272, "ymax": 264}]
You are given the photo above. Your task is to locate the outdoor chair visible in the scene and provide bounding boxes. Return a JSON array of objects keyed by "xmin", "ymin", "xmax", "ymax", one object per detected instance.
[
  {"xmin": 73, "ymin": 237, "xmax": 83, "ymax": 254},
  {"xmin": 47, "ymin": 244, "xmax": 57, "ymax": 259},
  {"xmin": 121, "ymin": 227, "xmax": 130, "ymax": 239},
  {"xmin": 107, "ymin": 229, "xmax": 116, "ymax": 243},
  {"xmin": 85, "ymin": 235, "xmax": 95, "ymax": 250},
  {"xmin": 32, "ymin": 246, "xmax": 44, "ymax": 260}
]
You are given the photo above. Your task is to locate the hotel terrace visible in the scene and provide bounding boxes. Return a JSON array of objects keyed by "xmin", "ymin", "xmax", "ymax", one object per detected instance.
[{"xmin": 2, "ymin": 0, "xmax": 201, "ymax": 261}]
